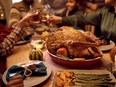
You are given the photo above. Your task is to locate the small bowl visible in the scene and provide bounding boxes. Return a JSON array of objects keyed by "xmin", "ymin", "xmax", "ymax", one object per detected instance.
[{"xmin": 48, "ymin": 51, "xmax": 102, "ymax": 68}]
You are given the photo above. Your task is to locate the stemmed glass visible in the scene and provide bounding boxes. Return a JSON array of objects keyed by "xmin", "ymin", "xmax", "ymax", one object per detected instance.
[
  {"xmin": 28, "ymin": 6, "xmax": 58, "ymax": 50},
  {"xmin": 41, "ymin": 11, "xmax": 58, "ymax": 32},
  {"xmin": 29, "ymin": 6, "xmax": 58, "ymax": 32}
]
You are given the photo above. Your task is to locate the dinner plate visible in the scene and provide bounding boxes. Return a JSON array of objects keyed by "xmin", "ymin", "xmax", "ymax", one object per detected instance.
[
  {"xmin": 99, "ymin": 40, "xmax": 115, "ymax": 51},
  {"xmin": 53, "ymin": 70, "xmax": 116, "ymax": 87},
  {"xmin": 2, "ymin": 61, "xmax": 52, "ymax": 87}
]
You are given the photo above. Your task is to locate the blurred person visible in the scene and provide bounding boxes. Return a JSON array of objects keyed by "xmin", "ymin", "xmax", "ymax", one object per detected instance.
[
  {"xmin": 0, "ymin": 23, "xmax": 25, "ymax": 86},
  {"xmin": 0, "ymin": 10, "xmax": 39, "ymax": 55},
  {"xmin": 0, "ymin": 11, "xmax": 38, "ymax": 74},
  {"xmin": 0, "ymin": 24, "xmax": 26, "ymax": 57},
  {"xmin": 40, "ymin": 0, "xmax": 66, "ymax": 16},
  {"xmin": 62, "ymin": 0, "xmax": 83, "ymax": 16},
  {"xmin": 8, "ymin": 0, "xmax": 43, "ymax": 27},
  {"xmin": 79, "ymin": 0, "xmax": 98, "ymax": 11},
  {"xmin": 78, "ymin": 0, "xmax": 105, "ymax": 35},
  {"xmin": 60, "ymin": 0, "xmax": 84, "ymax": 29},
  {"xmin": 48, "ymin": 0, "xmax": 116, "ymax": 43},
  {"xmin": 8, "ymin": 0, "xmax": 44, "ymax": 35},
  {"xmin": 0, "ymin": 23, "xmax": 26, "ymax": 74},
  {"xmin": 40, "ymin": 0, "xmax": 96, "ymax": 15},
  {"xmin": 78, "ymin": 0, "xmax": 105, "ymax": 13},
  {"xmin": 0, "ymin": 11, "xmax": 38, "ymax": 86}
]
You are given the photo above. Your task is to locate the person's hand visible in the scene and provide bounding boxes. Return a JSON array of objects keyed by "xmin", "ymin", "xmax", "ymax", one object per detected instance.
[
  {"xmin": 18, "ymin": 11, "xmax": 39, "ymax": 28},
  {"xmin": 48, "ymin": 15, "xmax": 62, "ymax": 24},
  {"xmin": 12, "ymin": 22, "xmax": 19, "ymax": 28},
  {"xmin": 86, "ymin": 2, "xmax": 98, "ymax": 11},
  {"xmin": 6, "ymin": 75, "xmax": 24, "ymax": 87}
]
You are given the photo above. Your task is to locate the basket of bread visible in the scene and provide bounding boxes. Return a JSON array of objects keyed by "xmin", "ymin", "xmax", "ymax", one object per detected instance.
[{"xmin": 46, "ymin": 26, "xmax": 103, "ymax": 68}]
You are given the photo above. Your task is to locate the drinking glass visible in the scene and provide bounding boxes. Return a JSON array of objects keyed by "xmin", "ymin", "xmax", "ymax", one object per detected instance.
[
  {"xmin": 29, "ymin": 6, "xmax": 40, "ymax": 24},
  {"xmin": 29, "ymin": 5, "xmax": 58, "ymax": 29}
]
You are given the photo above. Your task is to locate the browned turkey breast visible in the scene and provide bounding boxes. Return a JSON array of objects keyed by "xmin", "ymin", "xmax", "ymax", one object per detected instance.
[{"xmin": 46, "ymin": 26, "xmax": 102, "ymax": 59}]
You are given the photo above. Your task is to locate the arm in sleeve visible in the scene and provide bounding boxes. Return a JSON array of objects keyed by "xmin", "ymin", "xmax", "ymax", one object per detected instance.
[
  {"xmin": 0, "ymin": 28, "xmax": 26, "ymax": 57},
  {"xmin": 8, "ymin": 4, "xmax": 21, "ymax": 27},
  {"xmin": 62, "ymin": 8, "xmax": 103, "ymax": 28}
]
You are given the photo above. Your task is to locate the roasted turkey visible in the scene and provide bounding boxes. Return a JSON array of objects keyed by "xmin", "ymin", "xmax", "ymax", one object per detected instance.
[{"xmin": 46, "ymin": 26, "xmax": 102, "ymax": 59}]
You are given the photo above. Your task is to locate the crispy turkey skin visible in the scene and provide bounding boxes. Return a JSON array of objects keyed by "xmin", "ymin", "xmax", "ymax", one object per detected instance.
[{"xmin": 46, "ymin": 26, "xmax": 102, "ymax": 58}]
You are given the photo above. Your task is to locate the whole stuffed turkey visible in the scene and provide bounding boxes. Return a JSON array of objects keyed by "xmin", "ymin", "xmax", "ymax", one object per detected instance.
[{"xmin": 46, "ymin": 26, "xmax": 103, "ymax": 59}]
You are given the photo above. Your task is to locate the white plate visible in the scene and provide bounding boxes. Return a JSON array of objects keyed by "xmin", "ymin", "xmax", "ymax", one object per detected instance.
[
  {"xmin": 99, "ymin": 40, "xmax": 115, "ymax": 51},
  {"xmin": 2, "ymin": 61, "xmax": 52, "ymax": 87}
]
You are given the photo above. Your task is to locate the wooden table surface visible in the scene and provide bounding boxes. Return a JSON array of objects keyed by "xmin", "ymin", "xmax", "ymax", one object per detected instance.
[{"xmin": 6, "ymin": 42, "xmax": 114, "ymax": 87}]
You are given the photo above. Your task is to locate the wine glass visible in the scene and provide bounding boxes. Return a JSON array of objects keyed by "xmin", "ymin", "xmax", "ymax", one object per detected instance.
[
  {"xmin": 28, "ymin": 6, "xmax": 58, "ymax": 34},
  {"xmin": 29, "ymin": 5, "xmax": 41, "ymax": 24}
]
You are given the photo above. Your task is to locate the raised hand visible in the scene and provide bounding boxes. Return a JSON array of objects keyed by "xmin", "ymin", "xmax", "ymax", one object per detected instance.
[{"xmin": 49, "ymin": 15, "xmax": 62, "ymax": 24}]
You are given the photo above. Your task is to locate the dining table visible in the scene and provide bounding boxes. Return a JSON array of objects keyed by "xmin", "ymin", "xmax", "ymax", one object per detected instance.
[{"xmin": 5, "ymin": 34, "xmax": 115, "ymax": 87}]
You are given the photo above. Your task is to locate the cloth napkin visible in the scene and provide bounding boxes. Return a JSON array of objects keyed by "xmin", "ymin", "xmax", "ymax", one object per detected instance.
[{"xmin": 6, "ymin": 62, "xmax": 47, "ymax": 82}]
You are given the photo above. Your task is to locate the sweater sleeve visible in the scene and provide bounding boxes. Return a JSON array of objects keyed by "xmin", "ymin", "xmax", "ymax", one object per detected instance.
[
  {"xmin": 8, "ymin": 3, "xmax": 21, "ymax": 27},
  {"xmin": 62, "ymin": 8, "xmax": 103, "ymax": 27},
  {"xmin": 0, "ymin": 27, "xmax": 27, "ymax": 57}
]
